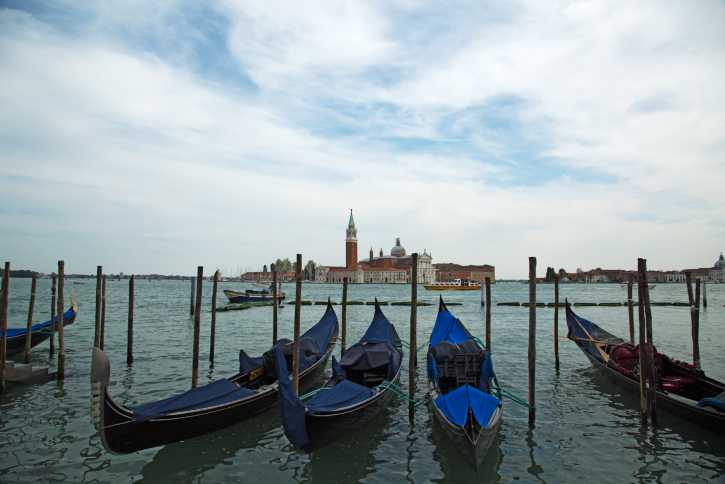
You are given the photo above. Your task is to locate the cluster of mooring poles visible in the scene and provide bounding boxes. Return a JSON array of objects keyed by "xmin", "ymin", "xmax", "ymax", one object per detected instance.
[{"xmin": 1, "ymin": 260, "xmax": 70, "ymax": 394}]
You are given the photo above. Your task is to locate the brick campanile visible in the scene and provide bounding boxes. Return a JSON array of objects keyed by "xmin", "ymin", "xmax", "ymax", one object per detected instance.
[{"xmin": 345, "ymin": 209, "xmax": 358, "ymax": 268}]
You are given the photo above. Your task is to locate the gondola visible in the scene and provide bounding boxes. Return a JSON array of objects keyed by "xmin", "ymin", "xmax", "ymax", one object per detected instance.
[
  {"xmin": 3, "ymin": 293, "xmax": 77, "ymax": 356},
  {"xmin": 90, "ymin": 299, "xmax": 339, "ymax": 455},
  {"xmin": 276, "ymin": 298, "xmax": 404, "ymax": 453},
  {"xmin": 565, "ymin": 301, "xmax": 725, "ymax": 434},
  {"xmin": 426, "ymin": 296, "xmax": 502, "ymax": 471}
]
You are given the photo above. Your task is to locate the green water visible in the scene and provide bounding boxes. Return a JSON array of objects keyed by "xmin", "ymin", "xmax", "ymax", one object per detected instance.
[{"xmin": 1, "ymin": 279, "xmax": 723, "ymax": 482}]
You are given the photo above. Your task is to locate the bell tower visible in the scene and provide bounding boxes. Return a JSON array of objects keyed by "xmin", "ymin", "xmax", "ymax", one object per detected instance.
[{"xmin": 345, "ymin": 209, "xmax": 358, "ymax": 268}]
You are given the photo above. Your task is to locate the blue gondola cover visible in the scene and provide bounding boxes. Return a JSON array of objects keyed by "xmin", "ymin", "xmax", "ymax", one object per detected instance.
[
  {"xmin": 434, "ymin": 384, "xmax": 500, "ymax": 427},
  {"xmin": 305, "ymin": 380, "xmax": 375, "ymax": 414},
  {"xmin": 430, "ymin": 310, "xmax": 469, "ymax": 347},
  {"xmin": 274, "ymin": 347, "xmax": 309, "ymax": 448},
  {"xmin": 351, "ymin": 299, "xmax": 395, "ymax": 347},
  {"xmin": 129, "ymin": 379, "xmax": 255, "ymax": 423},
  {"xmin": 332, "ymin": 356, "xmax": 346, "ymax": 382},
  {"xmin": 2, "ymin": 309, "xmax": 75, "ymax": 339},
  {"xmin": 237, "ymin": 306, "xmax": 337, "ymax": 376},
  {"xmin": 239, "ymin": 351, "xmax": 263, "ymax": 375}
]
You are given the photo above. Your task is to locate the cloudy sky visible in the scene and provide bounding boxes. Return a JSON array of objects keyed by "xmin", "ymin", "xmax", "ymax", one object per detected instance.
[{"xmin": 1, "ymin": 1, "xmax": 723, "ymax": 278}]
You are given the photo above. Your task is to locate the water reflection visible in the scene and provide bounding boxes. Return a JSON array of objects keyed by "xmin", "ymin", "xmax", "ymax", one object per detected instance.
[
  {"xmin": 301, "ymin": 406, "xmax": 394, "ymax": 482},
  {"xmin": 137, "ymin": 411, "xmax": 282, "ymax": 483},
  {"xmin": 428, "ymin": 407, "xmax": 503, "ymax": 482}
]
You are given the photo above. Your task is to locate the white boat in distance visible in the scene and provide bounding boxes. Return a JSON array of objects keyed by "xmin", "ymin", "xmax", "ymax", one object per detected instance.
[{"xmin": 620, "ymin": 283, "xmax": 656, "ymax": 289}]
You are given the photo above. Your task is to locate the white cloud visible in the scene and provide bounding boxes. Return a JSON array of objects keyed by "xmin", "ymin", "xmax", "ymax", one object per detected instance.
[{"xmin": 0, "ymin": 1, "xmax": 724, "ymax": 277}]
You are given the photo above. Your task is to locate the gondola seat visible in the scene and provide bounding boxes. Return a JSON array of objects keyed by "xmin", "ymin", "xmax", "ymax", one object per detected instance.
[
  {"xmin": 429, "ymin": 341, "xmax": 489, "ymax": 394},
  {"xmin": 610, "ymin": 344, "xmax": 662, "ymax": 368}
]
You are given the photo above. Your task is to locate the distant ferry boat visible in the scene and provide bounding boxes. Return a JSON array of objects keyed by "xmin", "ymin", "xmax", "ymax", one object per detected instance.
[{"xmin": 423, "ymin": 279, "xmax": 481, "ymax": 291}]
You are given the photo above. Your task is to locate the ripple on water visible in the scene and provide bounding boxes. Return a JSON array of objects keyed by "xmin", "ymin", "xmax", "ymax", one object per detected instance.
[{"xmin": 0, "ymin": 280, "xmax": 724, "ymax": 482}]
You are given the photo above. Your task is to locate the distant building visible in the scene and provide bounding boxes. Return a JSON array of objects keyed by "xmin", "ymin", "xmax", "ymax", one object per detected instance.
[
  {"xmin": 433, "ymin": 263, "xmax": 495, "ymax": 283},
  {"xmin": 709, "ymin": 253, "xmax": 725, "ymax": 283},
  {"xmin": 315, "ymin": 211, "xmax": 436, "ymax": 283}
]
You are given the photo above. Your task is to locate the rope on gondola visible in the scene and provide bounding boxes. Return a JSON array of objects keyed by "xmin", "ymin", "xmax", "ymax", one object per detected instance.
[
  {"xmin": 393, "ymin": 340, "xmax": 427, "ymax": 352},
  {"xmin": 468, "ymin": 335, "xmax": 490, "ymax": 353},
  {"xmin": 489, "ymin": 386, "xmax": 535, "ymax": 409},
  {"xmin": 376, "ymin": 382, "xmax": 428, "ymax": 407}
]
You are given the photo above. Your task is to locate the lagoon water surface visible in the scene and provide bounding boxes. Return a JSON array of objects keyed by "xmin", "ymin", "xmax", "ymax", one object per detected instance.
[{"xmin": 1, "ymin": 279, "xmax": 724, "ymax": 482}]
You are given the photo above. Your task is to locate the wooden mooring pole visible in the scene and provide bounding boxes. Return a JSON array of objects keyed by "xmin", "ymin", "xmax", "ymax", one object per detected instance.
[
  {"xmin": 485, "ymin": 276, "xmax": 492, "ymax": 350},
  {"xmin": 554, "ymin": 275, "xmax": 559, "ymax": 370},
  {"xmin": 210, "ymin": 270, "xmax": 218, "ymax": 363},
  {"xmin": 409, "ymin": 253, "xmax": 418, "ymax": 420},
  {"xmin": 50, "ymin": 273, "xmax": 56, "ymax": 357},
  {"xmin": 94, "ymin": 266, "xmax": 102, "ymax": 348},
  {"xmin": 685, "ymin": 272, "xmax": 701, "ymax": 370},
  {"xmin": 192, "ymin": 266, "xmax": 202, "ymax": 388},
  {"xmin": 24, "ymin": 275, "xmax": 38, "ymax": 364},
  {"xmin": 190, "ymin": 277, "xmax": 196, "ymax": 315},
  {"xmin": 528, "ymin": 257, "xmax": 536, "ymax": 424},
  {"xmin": 702, "ymin": 280, "xmax": 707, "ymax": 308},
  {"xmin": 627, "ymin": 275, "xmax": 635, "ymax": 345},
  {"xmin": 1, "ymin": 262, "xmax": 9, "ymax": 394},
  {"xmin": 637, "ymin": 263, "xmax": 648, "ymax": 424},
  {"xmin": 640, "ymin": 259, "xmax": 657, "ymax": 425},
  {"xmin": 342, "ymin": 277, "xmax": 348, "ymax": 354},
  {"xmin": 127, "ymin": 275, "xmax": 134, "ymax": 365},
  {"xmin": 57, "ymin": 261, "xmax": 65, "ymax": 380},
  {"xmin": 100, "ymin": 275, "xmax": 106, "ymax": 350},
  {"xmin": 272, "ymin": 266, "xmax": 278, "ymax": 344},
  {"xmin": 292, "ymin": 254, "xmax": 302, "ymax": 395}
]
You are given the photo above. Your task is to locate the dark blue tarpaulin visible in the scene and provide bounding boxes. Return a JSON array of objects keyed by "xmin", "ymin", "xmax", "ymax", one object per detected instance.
[
  {"xmin": 337, "ymin": 299, "xmax": 401, "ymax": 377},
  {"xmin": 301, "ymin": 308, "xmax": 338, "ymax": 352},
  {"xmin": 332, "ymin": 355, "xmax": 346, "ymax": 382},
  {"xmin": 306, "ymin": 380, "xmax": 375, "ymax": 414},
  {"xmin": 434, "ymin": 384, "xmax": 500, "ymax": 427},
  {"xmin": 566, "ymin": 308, "xmax": 605, "ymax": 363},
  {"xmin": 129, "ymin": 379, "xmax": 255, "ymax": 423},
  {"xmin": 350, "ymin": 299, "xmax": 395, "ymax": 347},
  {"xmin": 263, "ymin": 338, "xmax": 321, "ymax": 379},
  {"xmin": 2, "ymin": 309, "xmax": 75, "ymax": 339},
  {"xmin": 237, "ymin": 305, "xmax": 337, "ymax": 376},
  {"xmin": 430, "ymin": 309, "xmax": 469, "ymax": 347},
  {"xmin": 339, "ymin": 341, "xmax": 401, "ymax": 373},
  {"xmin": 239, "ymin": 351, "xmax": 263, "ymax": 375},
  {"xmin": 274, "ymin": 347, "xmax": 309, "ymax": 448}
]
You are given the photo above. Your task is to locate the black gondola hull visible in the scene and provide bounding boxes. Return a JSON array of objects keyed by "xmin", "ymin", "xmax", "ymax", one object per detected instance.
[
  {"xmin": 579, "ymin": 348, "xmax": 725, "ymax": 435},
  {"xmin": 565, "ymin": 303, "xmax": 725, "ymax": 435},
  {"xmin": 431, "ymin": 399, "xmax": 501, "ymax": 471},
  {"xmin": 5, "ymin": 311, "xmax": 76, "ymax": 356},
  {"xmin": 97, "ymin": 326, "xmax": 338, "ymax": 455},
  {"xmin": 299, "ymin": 366, "xmax": 402, "ymax": 454}
]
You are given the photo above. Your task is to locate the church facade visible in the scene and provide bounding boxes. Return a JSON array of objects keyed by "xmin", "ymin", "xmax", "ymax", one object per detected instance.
[{"xmin": 314, "ymin": 211, "xmax": 436, "ymax": 284}]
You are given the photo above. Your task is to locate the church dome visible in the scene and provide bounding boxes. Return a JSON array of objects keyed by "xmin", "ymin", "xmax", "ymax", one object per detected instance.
[
  {"xmin": 716, "ymin": 253, "xmax": 725, "ymax": 269},
  {"xmin": 391, "ymin": 238, "xmax": 406, "ymax": 257}
]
